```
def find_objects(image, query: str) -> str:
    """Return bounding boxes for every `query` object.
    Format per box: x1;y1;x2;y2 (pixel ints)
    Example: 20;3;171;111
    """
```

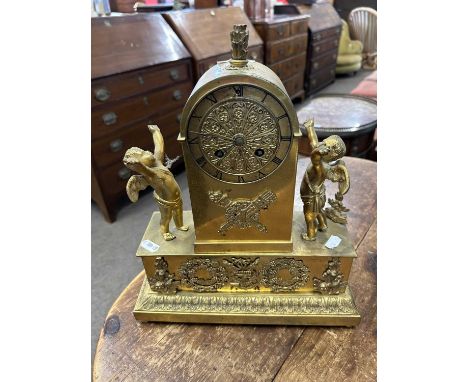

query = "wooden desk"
93;157;376;382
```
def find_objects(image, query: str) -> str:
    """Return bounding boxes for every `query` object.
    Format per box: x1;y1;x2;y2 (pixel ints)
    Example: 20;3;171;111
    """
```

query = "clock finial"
230;24;249;66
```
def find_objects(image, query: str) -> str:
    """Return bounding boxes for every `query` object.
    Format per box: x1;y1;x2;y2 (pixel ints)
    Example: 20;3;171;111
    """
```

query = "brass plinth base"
133;276;360;326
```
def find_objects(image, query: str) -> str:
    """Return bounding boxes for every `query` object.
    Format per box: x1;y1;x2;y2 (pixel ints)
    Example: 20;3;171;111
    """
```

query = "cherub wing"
326;160;350;194
126;175;149;203
148;125;165;164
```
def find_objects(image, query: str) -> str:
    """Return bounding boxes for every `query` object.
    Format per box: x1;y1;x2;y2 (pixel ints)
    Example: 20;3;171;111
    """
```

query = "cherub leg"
302;204;318;241
160;206;175;241
317;212;328;231
173;204;189;231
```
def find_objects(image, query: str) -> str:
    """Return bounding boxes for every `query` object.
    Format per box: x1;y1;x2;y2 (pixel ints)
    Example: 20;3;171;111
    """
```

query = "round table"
297;94;377;159
93;157;377;382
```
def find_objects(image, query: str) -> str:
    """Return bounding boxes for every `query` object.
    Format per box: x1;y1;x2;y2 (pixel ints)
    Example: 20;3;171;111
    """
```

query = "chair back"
348;7;377;54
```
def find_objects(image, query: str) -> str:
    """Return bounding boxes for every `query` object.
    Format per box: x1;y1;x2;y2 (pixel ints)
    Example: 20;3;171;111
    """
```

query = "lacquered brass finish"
300;119;350;241
178;25;301;253
136;211;356;294
132;211;360;325
123;125;189;241
128;25;361;327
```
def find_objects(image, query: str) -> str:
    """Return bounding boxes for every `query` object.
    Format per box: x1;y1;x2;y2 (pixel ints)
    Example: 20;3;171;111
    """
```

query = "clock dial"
187;84;293;184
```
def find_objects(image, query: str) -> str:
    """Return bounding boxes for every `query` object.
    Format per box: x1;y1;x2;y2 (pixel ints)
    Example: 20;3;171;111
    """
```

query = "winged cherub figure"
300;120;349;241
123;125;189;241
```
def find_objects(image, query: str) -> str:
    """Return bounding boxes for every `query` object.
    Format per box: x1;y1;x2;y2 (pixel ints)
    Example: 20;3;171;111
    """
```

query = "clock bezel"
179;73;301;184
186;84;293;184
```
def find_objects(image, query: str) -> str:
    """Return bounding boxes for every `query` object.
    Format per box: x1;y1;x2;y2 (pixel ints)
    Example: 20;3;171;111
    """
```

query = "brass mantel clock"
124;25;361;327
179;25;301;253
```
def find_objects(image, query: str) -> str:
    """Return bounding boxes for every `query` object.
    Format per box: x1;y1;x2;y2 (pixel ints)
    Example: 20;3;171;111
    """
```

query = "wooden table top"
93;157;377;382
297;95;377;138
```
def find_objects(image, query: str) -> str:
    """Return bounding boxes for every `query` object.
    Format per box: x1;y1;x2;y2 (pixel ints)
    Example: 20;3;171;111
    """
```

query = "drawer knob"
250;51;258;60
311;79;317;86
173;90;182;100
109;139;123;152
102;112;117;126
95;87;110;102
170;69;180;81
278;27;284;36
118;167;131;180
138;75;144;85
315;46;321;53
313;62;319;69
177;114;182;123
316;33;321;40
330;69;335;75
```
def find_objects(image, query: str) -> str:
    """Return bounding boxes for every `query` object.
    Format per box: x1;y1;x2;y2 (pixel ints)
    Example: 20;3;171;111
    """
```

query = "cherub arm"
148;125;165;165
304;119;329;166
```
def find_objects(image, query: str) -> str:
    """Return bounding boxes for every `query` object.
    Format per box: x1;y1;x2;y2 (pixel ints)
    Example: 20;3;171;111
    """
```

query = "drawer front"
270;53;306;81
266;34;307;64
91;61;191;107
312;27;341;43
92;108;182;169
308;66;336;94
267;22;290;41
92;81;192;140
290;19;308;36
311;51;338;72
283;72;305;97
98;132;183;197
313;37;339;55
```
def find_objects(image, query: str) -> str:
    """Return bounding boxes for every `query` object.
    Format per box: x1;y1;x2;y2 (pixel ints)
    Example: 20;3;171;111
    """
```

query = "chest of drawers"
275;2;341;96
92;14;193;222
298;2;341;95
253;15;309;101
163;7;264;80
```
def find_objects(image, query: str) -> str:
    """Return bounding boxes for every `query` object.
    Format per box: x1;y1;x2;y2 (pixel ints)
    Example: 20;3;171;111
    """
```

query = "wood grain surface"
93;157;377;382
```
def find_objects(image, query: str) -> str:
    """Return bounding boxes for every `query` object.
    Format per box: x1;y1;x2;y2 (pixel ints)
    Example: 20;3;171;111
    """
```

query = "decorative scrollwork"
148;257;179;294
261;258;309;292
178;258;228;292
223;257;260;290
208;189;277;234
200;99;280;175
313;257;347;295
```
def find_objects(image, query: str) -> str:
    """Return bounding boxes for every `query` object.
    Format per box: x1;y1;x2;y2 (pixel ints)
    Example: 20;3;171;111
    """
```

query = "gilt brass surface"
123;125;189;241
300;120;350;241
136;211;356;295
178;25;301;253
133;276;360;326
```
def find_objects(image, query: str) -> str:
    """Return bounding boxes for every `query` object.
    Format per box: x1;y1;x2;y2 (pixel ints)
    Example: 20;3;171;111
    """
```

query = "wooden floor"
93;157;376;382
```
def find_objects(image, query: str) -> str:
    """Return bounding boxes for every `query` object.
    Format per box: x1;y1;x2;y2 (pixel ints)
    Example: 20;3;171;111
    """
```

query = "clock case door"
179;68;301;254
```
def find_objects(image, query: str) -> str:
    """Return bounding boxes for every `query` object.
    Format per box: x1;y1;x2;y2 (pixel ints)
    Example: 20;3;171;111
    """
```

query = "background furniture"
333;0;376;20
297;94;376;159
336;19;363;74
163;7;264;80
276;1;342;96
92;14;193;222
109;0;137;13
93;156;377;382
348;7;377;70
253;14;309;101
351;70;377;99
